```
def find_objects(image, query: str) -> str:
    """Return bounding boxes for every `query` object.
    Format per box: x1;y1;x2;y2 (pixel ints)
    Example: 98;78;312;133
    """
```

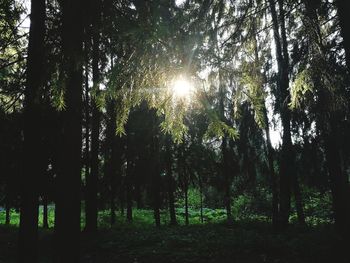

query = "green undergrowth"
0;206;346;263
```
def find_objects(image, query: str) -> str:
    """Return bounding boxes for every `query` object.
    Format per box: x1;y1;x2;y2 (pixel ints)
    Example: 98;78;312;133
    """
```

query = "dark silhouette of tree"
19;0;46;261
54;0;84;261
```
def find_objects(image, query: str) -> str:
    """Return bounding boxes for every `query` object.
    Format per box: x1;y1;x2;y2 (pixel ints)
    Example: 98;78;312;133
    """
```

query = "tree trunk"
325;118;350;235
199;182;204;224
165;135;177;226
126;125;133;222
263;108;279;228
19;0;45;261
184;183;189;226
120;187;125;216
252;14;279;227
302;0;348;230
152;111;161;227
85;0;101;234
292;171;306;225
335;0;350;71
5;200;10;225
268;0;294;229
42;195;49;229
222;136;232;222
83;27;90;223
55;0;83;261
105;97;117;226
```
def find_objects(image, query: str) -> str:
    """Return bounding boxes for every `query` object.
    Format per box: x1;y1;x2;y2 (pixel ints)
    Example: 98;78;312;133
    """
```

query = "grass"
0;207;347;263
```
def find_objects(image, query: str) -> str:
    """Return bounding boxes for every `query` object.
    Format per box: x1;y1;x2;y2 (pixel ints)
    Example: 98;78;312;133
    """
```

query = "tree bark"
325;117;350;235
268;0;295;229
5;199;10;225
222;135;232;222
105;96;117;226
54;0;83;261
42;195;49;229
335;0;350;71
218;67;232;222
126;124;133;222
152;111;161;227
262;108;279;228
199;182;204;223
184;182;189;226
83;24;90;225
19;0;45;261
85;0;101;234
165;135;177;226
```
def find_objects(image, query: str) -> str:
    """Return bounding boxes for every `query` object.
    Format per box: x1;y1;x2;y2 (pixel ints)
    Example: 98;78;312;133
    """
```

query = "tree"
268;0;296;229
54;0;84;261
85;0;102;234
335;0;350;71
19;0;46;261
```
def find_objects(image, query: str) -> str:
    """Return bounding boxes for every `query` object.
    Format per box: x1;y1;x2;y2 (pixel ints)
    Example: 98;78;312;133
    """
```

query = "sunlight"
171;77;193;98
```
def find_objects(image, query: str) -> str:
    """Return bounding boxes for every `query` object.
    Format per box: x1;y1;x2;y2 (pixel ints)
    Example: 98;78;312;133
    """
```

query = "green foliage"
290;68;314;109
204;119;239;141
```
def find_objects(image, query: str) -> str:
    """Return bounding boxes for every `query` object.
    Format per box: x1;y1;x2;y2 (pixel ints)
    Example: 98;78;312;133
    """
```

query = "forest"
0;0;350;262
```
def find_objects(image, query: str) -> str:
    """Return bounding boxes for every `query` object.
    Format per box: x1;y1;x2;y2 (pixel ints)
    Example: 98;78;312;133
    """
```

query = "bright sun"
171;77;193;98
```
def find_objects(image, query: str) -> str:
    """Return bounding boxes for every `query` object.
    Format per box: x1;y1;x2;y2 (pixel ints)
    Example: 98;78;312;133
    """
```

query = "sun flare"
171;77;193;98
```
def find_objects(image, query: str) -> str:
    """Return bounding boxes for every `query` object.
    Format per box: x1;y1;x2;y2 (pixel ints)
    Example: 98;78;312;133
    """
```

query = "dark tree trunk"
184;183;189;226
325;118;350;235
252;14;279;227
126;125;133;222
269;0;295;229
336;0;350;71
135;182;143;209
105;95;117;226
219;68;232;222
152;111;161;227
83;27;90;221
42;195;49;229
222;136;232;222
301;0;350;230
55;0;83;261
165;135;177;226
293;172;306;225
263;108;279;228
5;200;10;225
85;0;101;234
19;0;45;261
199;183;204;223
120;186;125;216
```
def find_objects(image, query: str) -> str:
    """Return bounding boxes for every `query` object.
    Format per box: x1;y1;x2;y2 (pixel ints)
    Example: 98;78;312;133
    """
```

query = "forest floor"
0;209;348;263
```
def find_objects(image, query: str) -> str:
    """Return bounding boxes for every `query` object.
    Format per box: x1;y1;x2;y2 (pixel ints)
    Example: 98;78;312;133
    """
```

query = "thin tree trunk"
222;136;232;222
108;98;117;226
85;0;101;233
5;200;10;225
135;182;143;209
293;173;305;225
199;182;204;224
42;195;49;228
263;108;279;227
55;0;83;261
83;28;90;221
120;187;125;216
184;183;189;226
152;111;161;227
19;0;45;261
335;0;350;71
165;135;177;226
126;125;133;222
